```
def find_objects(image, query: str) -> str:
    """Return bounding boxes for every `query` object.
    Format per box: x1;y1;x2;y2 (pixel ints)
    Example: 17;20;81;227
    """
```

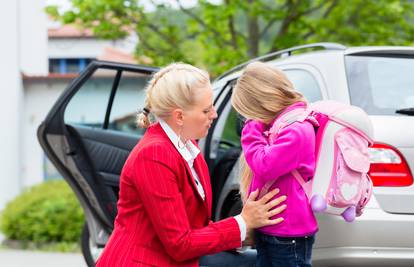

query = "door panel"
66;125;140;221
38;61;158;231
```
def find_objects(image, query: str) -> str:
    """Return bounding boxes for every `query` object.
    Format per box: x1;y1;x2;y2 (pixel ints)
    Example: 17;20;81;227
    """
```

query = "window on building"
49;58;93;74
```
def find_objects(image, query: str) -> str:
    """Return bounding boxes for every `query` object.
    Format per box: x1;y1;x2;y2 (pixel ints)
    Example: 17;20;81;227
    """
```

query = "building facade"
0;0;138;209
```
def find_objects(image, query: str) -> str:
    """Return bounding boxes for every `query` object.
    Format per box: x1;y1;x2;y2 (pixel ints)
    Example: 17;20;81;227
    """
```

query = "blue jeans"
255;231;315;267
199;249;257;267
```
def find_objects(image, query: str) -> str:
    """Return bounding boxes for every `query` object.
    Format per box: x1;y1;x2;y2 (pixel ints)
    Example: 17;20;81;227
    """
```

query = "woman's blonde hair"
231;61;306;201
136;63;210;128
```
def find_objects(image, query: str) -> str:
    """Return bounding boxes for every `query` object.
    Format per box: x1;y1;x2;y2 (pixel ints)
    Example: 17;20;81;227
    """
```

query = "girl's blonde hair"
136;63;210;128
231;61;306;201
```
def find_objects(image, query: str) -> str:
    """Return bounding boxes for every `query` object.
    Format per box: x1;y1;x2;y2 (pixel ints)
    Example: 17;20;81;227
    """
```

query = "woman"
96;63;287;267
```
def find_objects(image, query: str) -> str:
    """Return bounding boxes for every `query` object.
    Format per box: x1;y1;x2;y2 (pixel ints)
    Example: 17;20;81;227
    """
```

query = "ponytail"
136;107;151;128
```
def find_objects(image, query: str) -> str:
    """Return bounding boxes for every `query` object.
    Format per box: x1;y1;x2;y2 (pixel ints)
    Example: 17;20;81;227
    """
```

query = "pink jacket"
241;102;318;237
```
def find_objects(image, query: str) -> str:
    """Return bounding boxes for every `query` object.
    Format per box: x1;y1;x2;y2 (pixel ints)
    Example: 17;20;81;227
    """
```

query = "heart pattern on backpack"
341;183;358;201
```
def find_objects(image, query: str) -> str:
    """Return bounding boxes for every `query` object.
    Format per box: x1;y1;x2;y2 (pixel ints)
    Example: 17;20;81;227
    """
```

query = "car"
38;43;414;267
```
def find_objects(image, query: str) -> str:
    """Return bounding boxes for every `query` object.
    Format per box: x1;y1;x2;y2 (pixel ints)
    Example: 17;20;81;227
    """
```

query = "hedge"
0;180;84;244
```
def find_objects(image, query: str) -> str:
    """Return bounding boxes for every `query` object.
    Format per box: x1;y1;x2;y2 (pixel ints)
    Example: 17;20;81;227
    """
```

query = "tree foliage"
46;0;414;76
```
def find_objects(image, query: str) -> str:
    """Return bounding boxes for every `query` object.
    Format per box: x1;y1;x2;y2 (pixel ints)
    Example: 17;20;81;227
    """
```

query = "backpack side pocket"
327;128;370;207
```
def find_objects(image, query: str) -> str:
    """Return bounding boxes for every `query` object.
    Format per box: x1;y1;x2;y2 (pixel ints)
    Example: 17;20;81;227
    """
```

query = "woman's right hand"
240;188;287;229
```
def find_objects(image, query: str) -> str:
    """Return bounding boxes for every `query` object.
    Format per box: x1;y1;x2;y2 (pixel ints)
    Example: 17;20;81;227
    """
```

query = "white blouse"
159;119;205;200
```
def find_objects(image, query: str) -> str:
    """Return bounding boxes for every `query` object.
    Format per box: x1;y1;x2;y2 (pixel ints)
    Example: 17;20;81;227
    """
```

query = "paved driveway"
0;233;86;267
0;249;87;267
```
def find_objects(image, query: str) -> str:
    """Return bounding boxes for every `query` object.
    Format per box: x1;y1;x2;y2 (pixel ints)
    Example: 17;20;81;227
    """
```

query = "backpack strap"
264;107;315;139
266;108;305;134
291;169;312;199
260;107;315;200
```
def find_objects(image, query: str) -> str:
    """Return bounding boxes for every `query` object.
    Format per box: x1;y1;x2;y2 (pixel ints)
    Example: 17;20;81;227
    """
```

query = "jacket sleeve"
132;144;241;262
241;120;303;182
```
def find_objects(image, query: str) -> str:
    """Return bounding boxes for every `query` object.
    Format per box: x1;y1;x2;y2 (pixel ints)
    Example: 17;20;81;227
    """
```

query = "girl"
231;61;318;267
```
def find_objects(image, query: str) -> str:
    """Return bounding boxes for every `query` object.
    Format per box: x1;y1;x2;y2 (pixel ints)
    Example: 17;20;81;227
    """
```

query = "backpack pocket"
356;174;373;216
327;128;370;207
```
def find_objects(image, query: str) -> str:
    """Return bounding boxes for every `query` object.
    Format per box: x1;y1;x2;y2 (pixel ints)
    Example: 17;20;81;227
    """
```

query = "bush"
0;180;84;244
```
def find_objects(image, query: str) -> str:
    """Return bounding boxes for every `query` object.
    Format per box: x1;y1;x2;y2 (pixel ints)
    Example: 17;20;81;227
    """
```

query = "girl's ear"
172;108;184;127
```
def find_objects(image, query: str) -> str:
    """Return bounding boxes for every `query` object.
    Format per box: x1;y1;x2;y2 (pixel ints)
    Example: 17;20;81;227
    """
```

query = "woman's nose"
211;107;218;119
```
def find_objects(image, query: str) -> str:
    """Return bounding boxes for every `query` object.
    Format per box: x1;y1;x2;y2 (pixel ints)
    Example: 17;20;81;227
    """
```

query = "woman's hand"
240;188;286;230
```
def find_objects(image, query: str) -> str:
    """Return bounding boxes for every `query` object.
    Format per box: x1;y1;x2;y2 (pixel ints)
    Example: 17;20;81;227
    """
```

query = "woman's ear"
172;108;184;127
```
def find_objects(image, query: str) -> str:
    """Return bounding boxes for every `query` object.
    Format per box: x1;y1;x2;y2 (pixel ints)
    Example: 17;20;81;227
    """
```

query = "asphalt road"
0;249;87;267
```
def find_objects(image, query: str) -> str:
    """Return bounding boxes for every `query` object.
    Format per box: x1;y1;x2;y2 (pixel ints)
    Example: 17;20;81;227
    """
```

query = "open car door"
37;61;157;266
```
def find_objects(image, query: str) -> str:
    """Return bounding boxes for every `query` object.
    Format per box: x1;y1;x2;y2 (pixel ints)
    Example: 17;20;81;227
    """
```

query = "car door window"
220;107;242;148
64;69;150;136
284;69;323;102
64;68;116;127
108;71;149;135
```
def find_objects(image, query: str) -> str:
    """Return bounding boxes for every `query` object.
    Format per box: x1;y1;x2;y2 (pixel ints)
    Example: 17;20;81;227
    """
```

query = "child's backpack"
264;100;374;222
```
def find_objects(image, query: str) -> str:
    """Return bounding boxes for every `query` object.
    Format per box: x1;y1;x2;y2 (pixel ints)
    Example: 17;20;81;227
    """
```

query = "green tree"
46;0;414;76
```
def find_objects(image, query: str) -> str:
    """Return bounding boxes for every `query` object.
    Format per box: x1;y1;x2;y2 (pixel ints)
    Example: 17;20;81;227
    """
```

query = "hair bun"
136;110;151;128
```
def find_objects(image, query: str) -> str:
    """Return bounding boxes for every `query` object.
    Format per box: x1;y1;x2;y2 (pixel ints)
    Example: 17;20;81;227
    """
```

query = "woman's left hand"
240;188;287;230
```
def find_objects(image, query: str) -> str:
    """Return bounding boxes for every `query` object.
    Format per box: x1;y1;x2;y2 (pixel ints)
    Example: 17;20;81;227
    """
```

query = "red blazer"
96;123;241;267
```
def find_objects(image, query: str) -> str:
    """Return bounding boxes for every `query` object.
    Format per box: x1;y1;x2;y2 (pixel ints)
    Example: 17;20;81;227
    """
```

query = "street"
0;249;87;267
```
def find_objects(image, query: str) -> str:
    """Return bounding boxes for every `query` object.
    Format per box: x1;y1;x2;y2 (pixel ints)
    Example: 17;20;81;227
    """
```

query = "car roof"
345;46;414;55
214;43;414;85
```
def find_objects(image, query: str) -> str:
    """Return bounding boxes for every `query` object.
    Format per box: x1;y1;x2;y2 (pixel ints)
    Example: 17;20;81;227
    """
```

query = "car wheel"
81;222;103;267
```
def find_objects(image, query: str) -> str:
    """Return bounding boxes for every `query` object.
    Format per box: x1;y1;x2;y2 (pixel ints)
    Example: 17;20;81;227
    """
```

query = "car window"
64;69;150;135
64;68;116;127
108;71;149;135
284;69;323;102
346;55;414;115
221;107;242;148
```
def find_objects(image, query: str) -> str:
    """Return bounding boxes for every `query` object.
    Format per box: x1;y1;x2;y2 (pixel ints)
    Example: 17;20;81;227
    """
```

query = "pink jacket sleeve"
241;120;303;183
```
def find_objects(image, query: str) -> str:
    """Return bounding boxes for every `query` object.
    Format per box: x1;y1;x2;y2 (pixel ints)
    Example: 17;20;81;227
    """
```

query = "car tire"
81;222;102;267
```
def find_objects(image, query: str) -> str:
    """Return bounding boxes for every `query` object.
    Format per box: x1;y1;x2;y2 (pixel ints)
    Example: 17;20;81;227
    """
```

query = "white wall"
0;1;22;209
48;35;137;59
19;0;48;75
0;0;139;210
49;38;115;58
22;79;66;187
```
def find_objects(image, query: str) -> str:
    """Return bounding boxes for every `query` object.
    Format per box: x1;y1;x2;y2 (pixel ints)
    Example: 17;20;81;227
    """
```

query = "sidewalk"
0;249;87;267
1;232;87;267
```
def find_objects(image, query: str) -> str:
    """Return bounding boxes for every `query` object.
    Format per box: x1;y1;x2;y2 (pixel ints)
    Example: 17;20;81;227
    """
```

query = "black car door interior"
65;124;140;224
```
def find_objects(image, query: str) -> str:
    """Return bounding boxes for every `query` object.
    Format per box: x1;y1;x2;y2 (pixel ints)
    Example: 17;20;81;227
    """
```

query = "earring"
177;126;186;149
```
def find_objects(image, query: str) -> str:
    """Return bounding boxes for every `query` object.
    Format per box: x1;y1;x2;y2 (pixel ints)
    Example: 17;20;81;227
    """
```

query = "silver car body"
208;45;414;266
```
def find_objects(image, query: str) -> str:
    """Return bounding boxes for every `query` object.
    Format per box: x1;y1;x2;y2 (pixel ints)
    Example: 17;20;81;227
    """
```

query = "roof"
22;73;79;81
345;46;414;55
97;47;137;64
48;24;94;38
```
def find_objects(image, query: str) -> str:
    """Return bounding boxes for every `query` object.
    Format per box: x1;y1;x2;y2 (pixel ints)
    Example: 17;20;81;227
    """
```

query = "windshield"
345;55;414;115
